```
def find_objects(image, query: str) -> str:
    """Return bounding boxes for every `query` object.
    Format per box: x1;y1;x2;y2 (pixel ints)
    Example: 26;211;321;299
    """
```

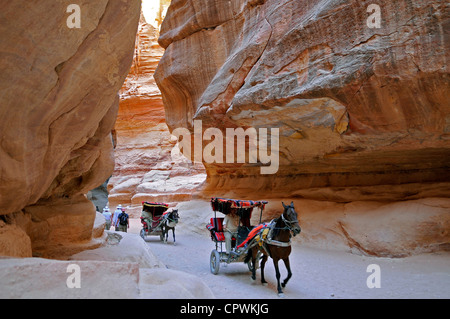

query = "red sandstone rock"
0;0;141;257
154;0;450;201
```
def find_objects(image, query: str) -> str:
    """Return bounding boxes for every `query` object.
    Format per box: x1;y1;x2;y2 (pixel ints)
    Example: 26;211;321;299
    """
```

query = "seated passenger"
223;212;239;255
141;209;153;231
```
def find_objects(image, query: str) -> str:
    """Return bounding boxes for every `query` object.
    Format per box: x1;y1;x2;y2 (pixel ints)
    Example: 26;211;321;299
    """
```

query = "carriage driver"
223;211;239;255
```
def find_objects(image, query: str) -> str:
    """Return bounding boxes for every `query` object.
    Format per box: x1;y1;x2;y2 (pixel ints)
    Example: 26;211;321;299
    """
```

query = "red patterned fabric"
236;223;268;249
142;201;169;208
206;217;225;242
213;232;225;242
210;197;267;214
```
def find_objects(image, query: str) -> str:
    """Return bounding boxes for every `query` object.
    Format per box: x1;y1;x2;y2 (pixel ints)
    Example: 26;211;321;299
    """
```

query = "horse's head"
281;201;301;236
169;209;179;223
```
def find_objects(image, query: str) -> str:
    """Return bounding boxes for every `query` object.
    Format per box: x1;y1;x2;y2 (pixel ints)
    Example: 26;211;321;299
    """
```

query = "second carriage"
140;201;178;242
206;197;268;275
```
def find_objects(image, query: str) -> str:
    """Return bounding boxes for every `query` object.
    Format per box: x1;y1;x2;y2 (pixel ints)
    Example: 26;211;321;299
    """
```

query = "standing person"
112;204;122;231
223;212;239;255
117;207;129;232
102;206;112;230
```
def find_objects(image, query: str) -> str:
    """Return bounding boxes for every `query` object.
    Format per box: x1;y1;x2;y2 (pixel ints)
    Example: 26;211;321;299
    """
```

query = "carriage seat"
140;217;148;231
206;217;225;242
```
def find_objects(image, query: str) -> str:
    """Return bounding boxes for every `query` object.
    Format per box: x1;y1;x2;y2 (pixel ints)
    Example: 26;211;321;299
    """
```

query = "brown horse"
245;201;301;296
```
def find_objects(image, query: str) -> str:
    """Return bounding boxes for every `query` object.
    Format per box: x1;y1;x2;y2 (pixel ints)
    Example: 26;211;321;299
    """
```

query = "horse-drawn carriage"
206;197;302;296
140;201;179;244
206;197;268;275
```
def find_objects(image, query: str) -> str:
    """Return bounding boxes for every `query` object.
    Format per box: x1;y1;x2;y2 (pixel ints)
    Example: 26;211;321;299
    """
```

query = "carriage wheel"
210;250;220;275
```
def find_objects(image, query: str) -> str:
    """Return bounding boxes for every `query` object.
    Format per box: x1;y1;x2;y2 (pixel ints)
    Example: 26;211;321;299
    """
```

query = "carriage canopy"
210;197;267;221
142;201;169;217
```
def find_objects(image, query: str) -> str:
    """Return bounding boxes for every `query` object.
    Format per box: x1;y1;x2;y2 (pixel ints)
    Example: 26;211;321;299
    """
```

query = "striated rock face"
108;13;205;217
0;0;141;257
154;0;450;201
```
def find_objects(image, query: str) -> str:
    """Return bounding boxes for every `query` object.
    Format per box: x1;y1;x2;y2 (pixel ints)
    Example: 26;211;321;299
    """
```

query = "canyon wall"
0;0;141;258
154;0;450;256
108;12;206;218
154;0;450;201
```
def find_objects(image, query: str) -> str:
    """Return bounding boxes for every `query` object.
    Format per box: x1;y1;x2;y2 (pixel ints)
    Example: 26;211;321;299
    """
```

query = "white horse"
161;209;179;245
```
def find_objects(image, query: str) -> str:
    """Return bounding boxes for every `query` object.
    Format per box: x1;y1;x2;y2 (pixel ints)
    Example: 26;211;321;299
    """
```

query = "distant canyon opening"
103;0;207;219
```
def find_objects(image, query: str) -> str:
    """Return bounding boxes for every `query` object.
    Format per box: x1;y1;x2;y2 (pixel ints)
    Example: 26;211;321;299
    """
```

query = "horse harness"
264;219;292;247
148;211;178;230
164;212;179;228
254;209;298;258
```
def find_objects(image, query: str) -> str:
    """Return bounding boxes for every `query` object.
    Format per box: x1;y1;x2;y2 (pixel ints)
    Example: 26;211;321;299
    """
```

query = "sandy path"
129;218;450;299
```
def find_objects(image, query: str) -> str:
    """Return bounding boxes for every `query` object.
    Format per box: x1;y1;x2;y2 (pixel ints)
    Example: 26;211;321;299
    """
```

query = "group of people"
98;204;129;232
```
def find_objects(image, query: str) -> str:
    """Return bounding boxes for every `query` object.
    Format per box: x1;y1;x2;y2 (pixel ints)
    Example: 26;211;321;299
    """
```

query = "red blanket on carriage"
236;223;269;250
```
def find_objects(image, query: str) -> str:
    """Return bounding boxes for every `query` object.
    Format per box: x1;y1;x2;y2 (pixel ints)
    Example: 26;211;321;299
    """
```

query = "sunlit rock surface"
154;0;450;201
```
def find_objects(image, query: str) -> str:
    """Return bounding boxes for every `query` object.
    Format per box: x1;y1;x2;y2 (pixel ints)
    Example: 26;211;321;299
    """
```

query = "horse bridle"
167;210;179;223
264;205;299;248
280;205;300;234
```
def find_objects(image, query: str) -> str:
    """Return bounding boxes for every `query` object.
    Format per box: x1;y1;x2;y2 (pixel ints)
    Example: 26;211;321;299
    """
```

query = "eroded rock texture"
154;0;450;201
0;0;141;257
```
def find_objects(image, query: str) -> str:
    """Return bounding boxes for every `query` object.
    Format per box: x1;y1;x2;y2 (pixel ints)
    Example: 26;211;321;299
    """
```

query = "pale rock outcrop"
71;231;164;269
0;258;141;299
0;232;214;299
139;268;215;298
0;0;141;257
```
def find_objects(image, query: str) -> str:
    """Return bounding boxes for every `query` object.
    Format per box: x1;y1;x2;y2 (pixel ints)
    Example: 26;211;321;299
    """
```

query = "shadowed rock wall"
0;0;141;257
